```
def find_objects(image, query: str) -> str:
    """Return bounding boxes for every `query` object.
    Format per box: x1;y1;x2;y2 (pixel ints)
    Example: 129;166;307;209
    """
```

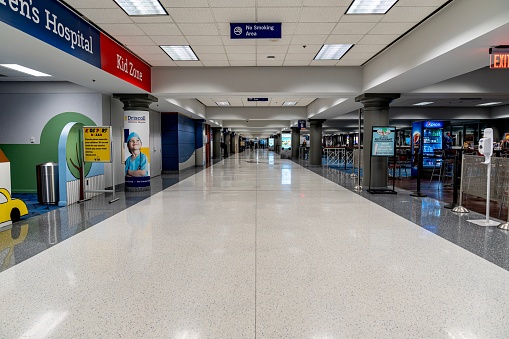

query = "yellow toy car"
0;188;28;223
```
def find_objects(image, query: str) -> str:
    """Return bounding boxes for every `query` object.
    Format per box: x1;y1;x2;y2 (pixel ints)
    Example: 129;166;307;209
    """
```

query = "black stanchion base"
444;203;457;209
410;191;427;197
367;189;397;195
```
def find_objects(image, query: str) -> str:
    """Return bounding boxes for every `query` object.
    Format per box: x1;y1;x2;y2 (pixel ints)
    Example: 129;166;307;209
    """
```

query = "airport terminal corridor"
1;150;509;337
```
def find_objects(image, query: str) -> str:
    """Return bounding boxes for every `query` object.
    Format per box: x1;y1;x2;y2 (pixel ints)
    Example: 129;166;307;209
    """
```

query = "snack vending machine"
411;121;444;176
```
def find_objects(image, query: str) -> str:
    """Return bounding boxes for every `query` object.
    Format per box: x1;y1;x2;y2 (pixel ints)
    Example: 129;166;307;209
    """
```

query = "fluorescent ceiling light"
216;101;230;106
114;0;167;16
0;64;51;77
314;44;353;60
160;46;199;61
476;102;502;106
283;102;297;106
346;0;398;14
413;102;434;106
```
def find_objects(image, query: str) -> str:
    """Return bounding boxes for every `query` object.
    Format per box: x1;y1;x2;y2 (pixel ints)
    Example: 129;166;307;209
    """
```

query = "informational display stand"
367;126;397;195
468;128;499;226
81;126;118;204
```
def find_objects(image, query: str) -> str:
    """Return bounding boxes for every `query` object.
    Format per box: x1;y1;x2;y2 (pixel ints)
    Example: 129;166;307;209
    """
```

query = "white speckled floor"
1;150;509;338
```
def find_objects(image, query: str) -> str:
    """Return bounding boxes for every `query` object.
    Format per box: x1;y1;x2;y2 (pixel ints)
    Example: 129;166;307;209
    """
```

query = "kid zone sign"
490;47;509;69
0;0;150;91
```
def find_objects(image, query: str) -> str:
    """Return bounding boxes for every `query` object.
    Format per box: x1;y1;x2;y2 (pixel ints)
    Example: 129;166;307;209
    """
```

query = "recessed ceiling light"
476;102;502;106
160;46;199;61
413;102;434;106
216;101;230;106
0;64;51;77
283;102;297;106
346;0;398;14
114;0;167;16
314;44;353;60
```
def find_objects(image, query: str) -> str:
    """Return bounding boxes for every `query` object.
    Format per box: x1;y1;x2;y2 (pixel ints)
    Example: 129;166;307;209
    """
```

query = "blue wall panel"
161;113;201;170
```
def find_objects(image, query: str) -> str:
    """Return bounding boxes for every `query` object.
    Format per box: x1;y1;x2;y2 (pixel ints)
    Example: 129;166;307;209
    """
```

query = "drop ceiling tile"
285;53;315;61
116;35;156;46
178;23;220;36
227;54;256;61
221;36;257;46
340;52;376;61
229;60;256;66
212;8;256;23
256;101;270;106
98;23;145;35
130;16;174;23
197;98;217;105
290;35;328;45
169;8;215;23
64;0;118;8
357;34;399;45
174;61;204;66
161;0;209;7
228;98;244;104
381;6;437;23
325;35;364;44
339;14;383;23
299;7;344;23
349;44;385;53
244;101;257;106
192;45;226;54
397;0;449;6
151;35;188;45
209;0;255;7
257;36;293;45
258;0;303;6
369;22;416;35
199;54;229;61
332;22;377;35
187;35;224;45
294;23;336;35
202;60;231;66
257;54;286;60
128;45;164;55
287;44;321;54
257;7;302;23
298;98;316;105
303;0;351;6
137;23;181;35
257;45;289;54
225;45;256;54
310;60;338;66
149;60;178;66
79;8;132;24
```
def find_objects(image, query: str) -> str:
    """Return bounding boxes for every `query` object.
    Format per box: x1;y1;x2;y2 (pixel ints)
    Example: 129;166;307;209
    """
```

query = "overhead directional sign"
230;23;282;39
247;98;268;101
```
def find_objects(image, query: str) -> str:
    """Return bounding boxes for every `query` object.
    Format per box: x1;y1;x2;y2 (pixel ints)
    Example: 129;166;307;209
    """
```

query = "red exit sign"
490;46;509;68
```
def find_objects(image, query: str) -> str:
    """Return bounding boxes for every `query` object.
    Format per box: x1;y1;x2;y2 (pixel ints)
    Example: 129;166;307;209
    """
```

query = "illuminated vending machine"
411;121;444;176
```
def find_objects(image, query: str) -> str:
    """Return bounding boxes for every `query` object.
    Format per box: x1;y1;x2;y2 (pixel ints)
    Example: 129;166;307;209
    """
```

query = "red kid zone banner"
100;33;151;92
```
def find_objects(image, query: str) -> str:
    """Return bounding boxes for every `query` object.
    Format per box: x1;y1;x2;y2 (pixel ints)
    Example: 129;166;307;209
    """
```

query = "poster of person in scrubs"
125;132;148;177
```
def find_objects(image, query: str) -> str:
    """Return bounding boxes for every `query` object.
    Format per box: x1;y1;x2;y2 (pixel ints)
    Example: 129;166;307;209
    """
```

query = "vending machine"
411;121;444;176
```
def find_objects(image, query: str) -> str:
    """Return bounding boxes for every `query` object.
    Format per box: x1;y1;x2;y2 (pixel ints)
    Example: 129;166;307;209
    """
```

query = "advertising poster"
371;126;396;157
268;138;274;147
124;111;150;188
281;133;291;150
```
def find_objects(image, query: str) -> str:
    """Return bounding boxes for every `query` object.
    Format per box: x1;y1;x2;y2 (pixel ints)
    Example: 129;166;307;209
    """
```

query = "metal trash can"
36;162;59;204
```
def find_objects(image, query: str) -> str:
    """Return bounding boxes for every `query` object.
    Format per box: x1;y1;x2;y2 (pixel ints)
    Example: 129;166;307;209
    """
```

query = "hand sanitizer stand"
468;128;500;227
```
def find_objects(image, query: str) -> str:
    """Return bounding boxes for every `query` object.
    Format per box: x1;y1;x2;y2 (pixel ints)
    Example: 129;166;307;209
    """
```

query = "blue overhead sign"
247;98;268;102
298;120;306;129
230;23;282;39
0;0;101;67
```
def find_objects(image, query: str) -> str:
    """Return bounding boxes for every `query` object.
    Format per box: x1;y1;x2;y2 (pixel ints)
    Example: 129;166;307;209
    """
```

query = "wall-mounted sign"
371;126;396;157
247;98;268;101
490;46;509;69
424;121;444;128
83;126;111;163
230;23;282;39
298;120;306;129
0;0;151;92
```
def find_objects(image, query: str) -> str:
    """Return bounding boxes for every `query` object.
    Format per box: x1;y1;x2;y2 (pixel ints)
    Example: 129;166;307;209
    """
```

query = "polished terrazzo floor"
1;150;509;337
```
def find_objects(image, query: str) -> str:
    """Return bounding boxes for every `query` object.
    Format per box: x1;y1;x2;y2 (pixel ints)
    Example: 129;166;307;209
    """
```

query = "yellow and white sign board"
83;126;112;163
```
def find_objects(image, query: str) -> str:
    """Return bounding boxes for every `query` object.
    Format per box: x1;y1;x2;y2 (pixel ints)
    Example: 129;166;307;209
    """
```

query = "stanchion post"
452;152;469;213
445;150;459;209
410;151;427;197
